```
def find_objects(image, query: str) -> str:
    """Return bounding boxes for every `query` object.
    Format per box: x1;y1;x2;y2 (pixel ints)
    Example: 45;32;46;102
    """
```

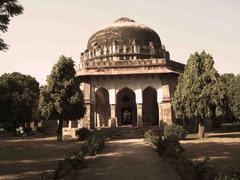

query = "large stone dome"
80;17;170;66
87;17;162;50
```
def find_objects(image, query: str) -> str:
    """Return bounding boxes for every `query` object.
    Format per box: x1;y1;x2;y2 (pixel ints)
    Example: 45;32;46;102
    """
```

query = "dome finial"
114;17;135;23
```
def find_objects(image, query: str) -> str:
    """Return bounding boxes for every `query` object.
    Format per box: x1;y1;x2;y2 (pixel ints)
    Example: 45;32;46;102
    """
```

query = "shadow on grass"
182;141;240;175
0;136;82;179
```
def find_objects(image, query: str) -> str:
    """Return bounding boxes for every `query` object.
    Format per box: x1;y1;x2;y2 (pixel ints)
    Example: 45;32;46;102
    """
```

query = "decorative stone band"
79;59;184;72
80;43;168;63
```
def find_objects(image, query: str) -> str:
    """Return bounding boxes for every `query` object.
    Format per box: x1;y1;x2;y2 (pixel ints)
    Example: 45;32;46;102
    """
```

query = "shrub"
166;155;197;180
144;128;185;157
164;124;187;141
2;123;14;133
24;127;32;135
86;130;105;156
157;138;184;158
81;143;90;156
75;128;91;141
194;157;217;180
215;173;240;180
144;130;159;148
53;151;86;179
36;126;44;132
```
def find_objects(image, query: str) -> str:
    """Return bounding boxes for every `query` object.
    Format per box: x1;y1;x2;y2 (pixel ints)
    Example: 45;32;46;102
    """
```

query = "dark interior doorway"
116;88;137;126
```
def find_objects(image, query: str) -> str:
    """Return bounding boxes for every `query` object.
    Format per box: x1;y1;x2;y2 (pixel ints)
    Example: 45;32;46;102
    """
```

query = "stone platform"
99;126;163;138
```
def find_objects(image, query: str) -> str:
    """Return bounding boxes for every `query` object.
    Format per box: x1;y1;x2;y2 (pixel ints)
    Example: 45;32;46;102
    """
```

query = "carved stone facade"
77;17;184;129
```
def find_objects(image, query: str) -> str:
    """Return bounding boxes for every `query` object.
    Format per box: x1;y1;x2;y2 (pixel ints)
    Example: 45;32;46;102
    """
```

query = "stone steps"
100;126;163;138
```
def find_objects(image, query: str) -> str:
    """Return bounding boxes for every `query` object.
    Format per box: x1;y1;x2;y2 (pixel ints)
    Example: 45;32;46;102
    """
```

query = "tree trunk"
57;119;63;141
198;120;205;139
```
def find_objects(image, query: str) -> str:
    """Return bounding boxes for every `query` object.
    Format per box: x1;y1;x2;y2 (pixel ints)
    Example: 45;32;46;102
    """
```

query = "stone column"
109;88;116;127
161;101;172;125
158;103;164;127
110;104;116;127
160;77;172;125
89;83;96;129
137;104;143;127
135;88;143;127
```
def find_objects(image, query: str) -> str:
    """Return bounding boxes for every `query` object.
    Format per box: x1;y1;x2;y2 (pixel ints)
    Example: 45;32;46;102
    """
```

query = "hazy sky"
0;0;239;85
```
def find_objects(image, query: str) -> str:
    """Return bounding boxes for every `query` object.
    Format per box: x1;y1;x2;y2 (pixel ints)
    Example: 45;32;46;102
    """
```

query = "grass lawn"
0;134;82;180
181;130;240;176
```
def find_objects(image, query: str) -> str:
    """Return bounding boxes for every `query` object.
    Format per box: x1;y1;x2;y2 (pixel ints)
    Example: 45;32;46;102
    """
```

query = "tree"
220;73;236;123
0;0;24;51
172;51;223;138
228;75;240;122
220;74;240;123
39;55;85;141
0;72;39;132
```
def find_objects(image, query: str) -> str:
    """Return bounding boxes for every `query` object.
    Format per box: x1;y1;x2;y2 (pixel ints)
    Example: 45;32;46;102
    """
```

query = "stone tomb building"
77;17;184;129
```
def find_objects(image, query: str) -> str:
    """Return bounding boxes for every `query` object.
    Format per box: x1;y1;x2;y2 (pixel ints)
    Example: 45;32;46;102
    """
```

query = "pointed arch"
116;87;137;126
95;87;110;127
143;86;159;126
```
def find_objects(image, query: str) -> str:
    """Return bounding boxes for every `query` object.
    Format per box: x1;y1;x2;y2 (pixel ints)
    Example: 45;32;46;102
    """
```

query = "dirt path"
73;139;181;180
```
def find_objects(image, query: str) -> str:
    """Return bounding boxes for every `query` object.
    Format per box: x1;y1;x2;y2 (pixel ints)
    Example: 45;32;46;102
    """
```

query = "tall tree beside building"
220;73;236;123
0;72;39;132
39;55;85;141
231;75;240;121
172;51;223;138
0;0;24;51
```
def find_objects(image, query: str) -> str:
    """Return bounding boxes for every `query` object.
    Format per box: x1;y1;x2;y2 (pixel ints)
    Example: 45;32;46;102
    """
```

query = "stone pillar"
89;83;96;129
83;103;91;129
109;88;116;127
135;88;143;127
96;113;100;128
80;83;91;129
161;77;172;125
109;104;116;127
158;103;163;127
137;104;143;127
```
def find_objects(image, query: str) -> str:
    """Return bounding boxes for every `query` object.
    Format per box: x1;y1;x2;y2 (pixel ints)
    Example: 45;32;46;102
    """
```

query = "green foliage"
0;0;24;51
173;51;222;120
85;130;106;156
38;55;85;141
144;126;218;180
75;127;91;141
156;138;184;158
24;127;32;135
194;158;217;180
53;151;86;179
214;167;240;180
0;72;39;131
168;156;217;180
164;124;187;141
220;74;240;123
144;126;186;157
36;126;44;133
220;74;236;123
144;130;159;148
228;75;240;121
1;122;15;132
173;51;224;137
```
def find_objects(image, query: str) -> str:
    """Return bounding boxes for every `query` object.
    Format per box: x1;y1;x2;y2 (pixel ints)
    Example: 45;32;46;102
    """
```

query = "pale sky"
0;0;239;85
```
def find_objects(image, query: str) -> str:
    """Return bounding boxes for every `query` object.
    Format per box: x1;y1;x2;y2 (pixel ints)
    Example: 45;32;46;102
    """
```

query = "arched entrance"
116;88;137;126
143;86;159;126
95;87;110;127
